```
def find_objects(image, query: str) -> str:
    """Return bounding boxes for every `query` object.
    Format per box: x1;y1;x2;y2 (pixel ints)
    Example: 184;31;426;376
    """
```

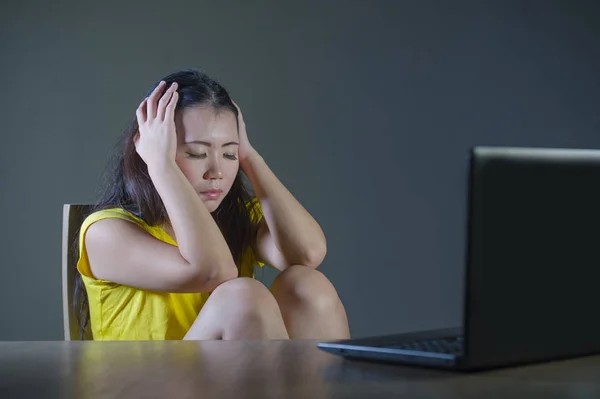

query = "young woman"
74;69;350;340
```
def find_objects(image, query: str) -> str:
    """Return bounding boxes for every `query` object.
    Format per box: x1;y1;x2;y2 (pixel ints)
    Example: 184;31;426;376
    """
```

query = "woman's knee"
271;265;342;312
209;278;288;339
212;277;274;305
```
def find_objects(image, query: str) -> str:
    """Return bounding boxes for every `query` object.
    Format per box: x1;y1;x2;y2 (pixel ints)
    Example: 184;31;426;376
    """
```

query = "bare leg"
184;278;289;340
270;265;350;340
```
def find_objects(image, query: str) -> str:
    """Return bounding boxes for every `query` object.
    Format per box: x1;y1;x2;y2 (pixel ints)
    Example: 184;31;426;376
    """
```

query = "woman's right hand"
135;81;179;168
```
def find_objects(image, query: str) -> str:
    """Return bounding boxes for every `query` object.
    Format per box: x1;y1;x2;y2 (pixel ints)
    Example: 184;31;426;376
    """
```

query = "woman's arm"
148;159;238;282
234;103;327;270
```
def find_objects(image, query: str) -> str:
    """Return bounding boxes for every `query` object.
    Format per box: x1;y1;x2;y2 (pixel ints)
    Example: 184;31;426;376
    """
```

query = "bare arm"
85;81;237;292
245;153;327;270
233;103;326;270
148;160;238;283
85;217;236;293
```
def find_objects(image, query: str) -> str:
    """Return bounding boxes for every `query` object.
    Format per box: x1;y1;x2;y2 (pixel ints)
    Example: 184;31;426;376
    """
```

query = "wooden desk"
1;340;600;398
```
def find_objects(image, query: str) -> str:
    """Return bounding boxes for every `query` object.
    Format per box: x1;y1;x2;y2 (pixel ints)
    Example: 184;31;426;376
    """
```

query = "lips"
199;189;223;199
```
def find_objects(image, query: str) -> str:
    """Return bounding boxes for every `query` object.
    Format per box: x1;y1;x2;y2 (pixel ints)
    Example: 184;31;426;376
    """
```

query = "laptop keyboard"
381;336;464;355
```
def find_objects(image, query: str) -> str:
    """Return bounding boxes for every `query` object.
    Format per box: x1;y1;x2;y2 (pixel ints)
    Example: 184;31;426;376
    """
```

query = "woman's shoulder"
82;207;148;231
81;207;175;249
77;207;165;280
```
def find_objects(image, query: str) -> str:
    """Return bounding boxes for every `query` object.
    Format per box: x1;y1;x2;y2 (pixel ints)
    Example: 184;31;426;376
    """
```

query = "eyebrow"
184;140;239;147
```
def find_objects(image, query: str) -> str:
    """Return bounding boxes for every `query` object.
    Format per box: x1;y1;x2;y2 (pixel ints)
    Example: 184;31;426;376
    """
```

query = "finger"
165;90;179;121
232;100;244;122
136;98;148;125
158;83;178;120
147;81;167;120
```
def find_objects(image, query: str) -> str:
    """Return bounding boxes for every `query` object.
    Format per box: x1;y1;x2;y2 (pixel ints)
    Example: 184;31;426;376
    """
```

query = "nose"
203;155;223;180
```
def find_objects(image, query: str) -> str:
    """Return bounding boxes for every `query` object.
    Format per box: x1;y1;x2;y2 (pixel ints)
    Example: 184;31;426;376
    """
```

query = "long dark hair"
74;69;257;338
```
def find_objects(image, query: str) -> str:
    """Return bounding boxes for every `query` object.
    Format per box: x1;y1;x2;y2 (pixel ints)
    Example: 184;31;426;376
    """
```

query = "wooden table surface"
1;340;600;398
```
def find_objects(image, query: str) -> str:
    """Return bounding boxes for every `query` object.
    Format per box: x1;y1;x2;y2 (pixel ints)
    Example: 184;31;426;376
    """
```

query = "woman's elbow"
194;261;239;291
302;242;327;269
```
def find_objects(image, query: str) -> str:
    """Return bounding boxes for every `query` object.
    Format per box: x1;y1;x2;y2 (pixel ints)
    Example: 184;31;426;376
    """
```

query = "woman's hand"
135;81;179;169
232;101;258;167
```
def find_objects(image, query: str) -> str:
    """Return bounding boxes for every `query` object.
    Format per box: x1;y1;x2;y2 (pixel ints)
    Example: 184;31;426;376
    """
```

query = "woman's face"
174;106;239;212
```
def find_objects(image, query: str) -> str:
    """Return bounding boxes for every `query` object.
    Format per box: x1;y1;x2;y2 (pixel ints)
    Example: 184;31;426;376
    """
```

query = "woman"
74;69;350;340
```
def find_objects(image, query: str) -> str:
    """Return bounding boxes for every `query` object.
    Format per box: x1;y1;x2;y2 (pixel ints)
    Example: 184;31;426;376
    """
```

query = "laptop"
318;146;600;371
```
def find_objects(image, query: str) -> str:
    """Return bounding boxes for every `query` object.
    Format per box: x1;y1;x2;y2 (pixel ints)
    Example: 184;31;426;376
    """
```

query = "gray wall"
1;0;599;340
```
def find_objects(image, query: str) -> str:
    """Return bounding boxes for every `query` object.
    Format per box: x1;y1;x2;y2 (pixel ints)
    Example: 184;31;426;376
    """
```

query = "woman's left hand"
232;101;258;166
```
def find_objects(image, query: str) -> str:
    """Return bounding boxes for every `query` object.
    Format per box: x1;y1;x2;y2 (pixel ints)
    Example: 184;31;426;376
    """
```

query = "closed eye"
224;153;238;160
186;152;207;159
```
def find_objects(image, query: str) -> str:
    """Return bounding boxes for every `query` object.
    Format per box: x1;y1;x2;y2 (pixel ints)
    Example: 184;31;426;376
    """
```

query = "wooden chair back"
62;204;94;340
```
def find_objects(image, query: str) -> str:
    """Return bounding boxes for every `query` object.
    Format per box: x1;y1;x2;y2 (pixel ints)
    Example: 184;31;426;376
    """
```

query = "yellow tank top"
76;205;264;340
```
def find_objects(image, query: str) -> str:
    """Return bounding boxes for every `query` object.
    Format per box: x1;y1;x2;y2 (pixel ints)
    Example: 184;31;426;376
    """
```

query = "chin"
201;199;222;213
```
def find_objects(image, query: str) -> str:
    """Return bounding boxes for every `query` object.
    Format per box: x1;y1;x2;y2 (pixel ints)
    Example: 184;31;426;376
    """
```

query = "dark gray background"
1;0;599;340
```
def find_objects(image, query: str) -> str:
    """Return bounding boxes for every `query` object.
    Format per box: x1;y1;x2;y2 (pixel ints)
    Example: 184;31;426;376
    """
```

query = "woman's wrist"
147;158;179;178
240;149;263;172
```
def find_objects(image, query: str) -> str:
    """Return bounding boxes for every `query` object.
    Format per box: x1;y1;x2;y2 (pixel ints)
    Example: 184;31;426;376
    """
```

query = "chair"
62;204;94;340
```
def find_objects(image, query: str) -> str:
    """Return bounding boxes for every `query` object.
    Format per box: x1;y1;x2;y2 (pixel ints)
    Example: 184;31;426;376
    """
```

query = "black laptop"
318;146;600;371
